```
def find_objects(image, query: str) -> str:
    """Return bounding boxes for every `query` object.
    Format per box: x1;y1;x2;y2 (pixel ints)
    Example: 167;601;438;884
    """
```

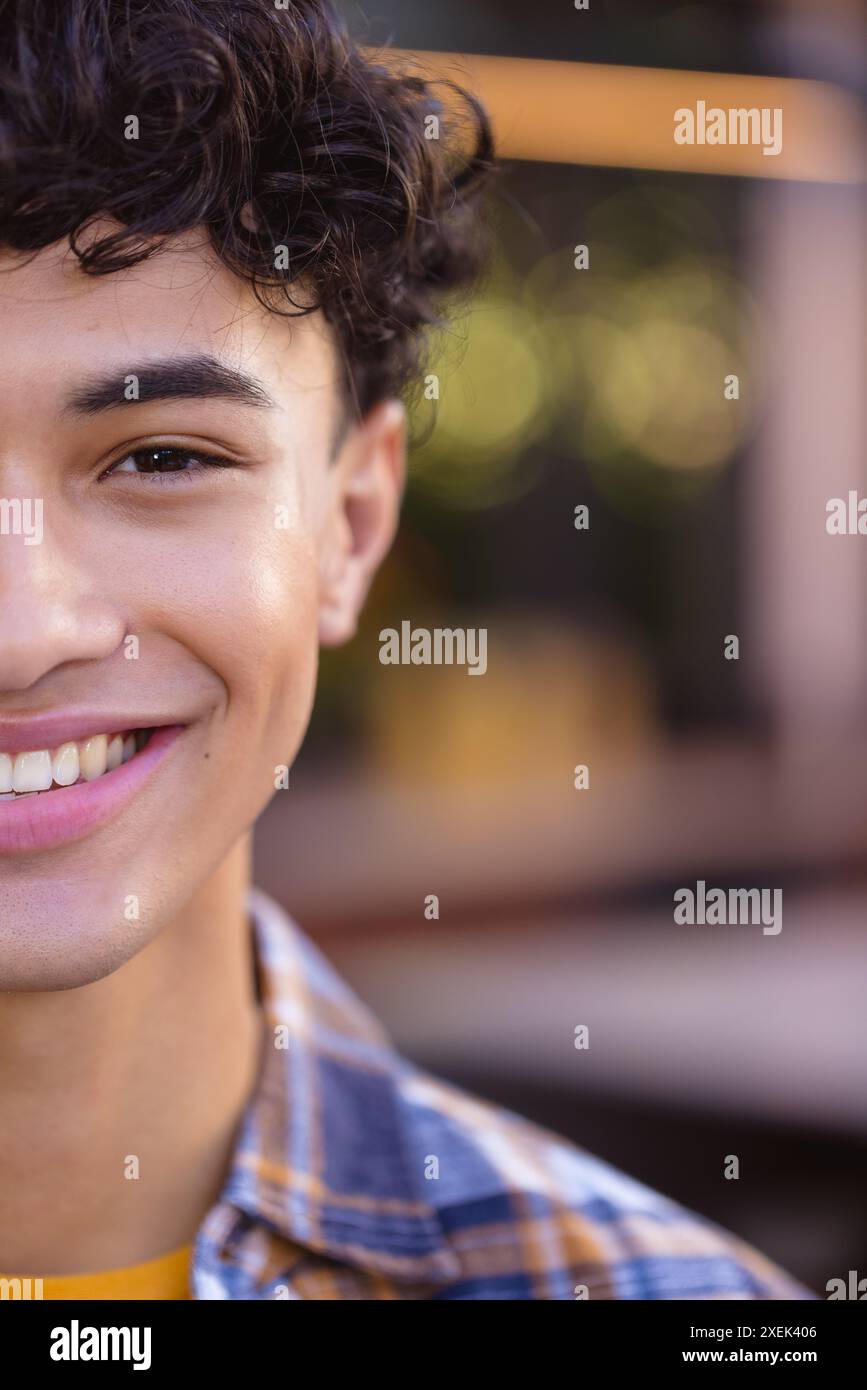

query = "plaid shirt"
190;888;815;1301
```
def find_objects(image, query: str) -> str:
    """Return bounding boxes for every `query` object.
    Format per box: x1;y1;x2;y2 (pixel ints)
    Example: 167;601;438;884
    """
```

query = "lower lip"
0;726;186;856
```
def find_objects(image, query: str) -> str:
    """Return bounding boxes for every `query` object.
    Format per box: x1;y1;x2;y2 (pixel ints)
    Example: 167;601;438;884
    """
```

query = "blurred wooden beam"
379;49;867;183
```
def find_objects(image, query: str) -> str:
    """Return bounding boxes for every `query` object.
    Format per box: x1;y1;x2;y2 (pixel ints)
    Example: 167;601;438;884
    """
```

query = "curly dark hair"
0;0;493;418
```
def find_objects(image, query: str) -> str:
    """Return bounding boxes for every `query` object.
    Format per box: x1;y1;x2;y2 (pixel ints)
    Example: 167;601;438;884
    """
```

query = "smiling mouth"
0;729;156;799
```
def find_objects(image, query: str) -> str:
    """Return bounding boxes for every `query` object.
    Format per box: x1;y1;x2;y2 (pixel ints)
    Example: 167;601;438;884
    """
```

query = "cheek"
164;518;321;762
225;533;321;736
92;491;324;815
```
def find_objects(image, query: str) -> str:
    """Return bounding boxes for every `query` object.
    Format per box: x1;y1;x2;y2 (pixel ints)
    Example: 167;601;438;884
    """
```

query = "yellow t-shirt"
1;1244;193;1300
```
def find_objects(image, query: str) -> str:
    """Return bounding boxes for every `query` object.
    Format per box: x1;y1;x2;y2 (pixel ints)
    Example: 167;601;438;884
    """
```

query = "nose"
0;522;126;694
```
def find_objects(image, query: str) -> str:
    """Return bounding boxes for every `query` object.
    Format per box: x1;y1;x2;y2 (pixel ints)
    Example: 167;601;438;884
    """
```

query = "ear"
318;399;406;647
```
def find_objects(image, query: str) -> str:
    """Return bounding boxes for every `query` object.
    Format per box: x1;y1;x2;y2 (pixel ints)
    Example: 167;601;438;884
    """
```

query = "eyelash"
101;446;237;484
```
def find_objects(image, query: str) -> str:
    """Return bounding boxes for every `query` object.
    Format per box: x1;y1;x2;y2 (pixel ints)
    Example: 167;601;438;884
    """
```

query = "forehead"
0;229;337;401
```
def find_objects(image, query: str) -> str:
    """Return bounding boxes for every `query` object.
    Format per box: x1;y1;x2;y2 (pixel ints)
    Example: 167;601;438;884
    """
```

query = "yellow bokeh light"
409;297;551;507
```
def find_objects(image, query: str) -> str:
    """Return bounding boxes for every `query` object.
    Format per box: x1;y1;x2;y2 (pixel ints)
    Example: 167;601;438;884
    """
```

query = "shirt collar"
210;888;461;1287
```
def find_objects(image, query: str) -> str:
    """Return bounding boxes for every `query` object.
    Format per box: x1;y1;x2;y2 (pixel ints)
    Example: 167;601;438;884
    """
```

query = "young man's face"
0;229;404;990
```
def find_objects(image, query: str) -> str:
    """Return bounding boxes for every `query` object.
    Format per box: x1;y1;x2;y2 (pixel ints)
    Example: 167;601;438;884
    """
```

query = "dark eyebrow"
63;354;277;415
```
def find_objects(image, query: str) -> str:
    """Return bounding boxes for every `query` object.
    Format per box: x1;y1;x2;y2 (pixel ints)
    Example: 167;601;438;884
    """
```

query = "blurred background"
254;0;867;1293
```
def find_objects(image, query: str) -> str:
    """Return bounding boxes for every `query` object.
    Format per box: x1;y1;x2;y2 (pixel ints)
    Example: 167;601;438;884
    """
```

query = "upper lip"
0;712;183;755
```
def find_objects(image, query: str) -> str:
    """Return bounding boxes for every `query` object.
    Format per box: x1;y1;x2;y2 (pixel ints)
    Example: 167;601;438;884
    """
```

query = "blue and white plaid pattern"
190;889;815;1301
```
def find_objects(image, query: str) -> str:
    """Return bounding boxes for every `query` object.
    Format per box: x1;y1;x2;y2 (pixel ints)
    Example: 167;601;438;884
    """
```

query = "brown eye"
103;446;236;482
112;448;203;474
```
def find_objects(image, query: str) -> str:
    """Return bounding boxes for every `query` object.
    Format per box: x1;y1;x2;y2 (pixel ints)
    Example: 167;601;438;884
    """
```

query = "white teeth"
0;729;147;799
52;742;80;787
13;749;53;793
79;734;108;782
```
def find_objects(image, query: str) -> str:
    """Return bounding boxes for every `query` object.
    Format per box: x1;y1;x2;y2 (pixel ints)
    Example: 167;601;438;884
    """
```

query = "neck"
0;836;262;1275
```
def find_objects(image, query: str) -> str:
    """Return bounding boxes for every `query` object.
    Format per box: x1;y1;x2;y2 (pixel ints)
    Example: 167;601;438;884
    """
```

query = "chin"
0;873;163;992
